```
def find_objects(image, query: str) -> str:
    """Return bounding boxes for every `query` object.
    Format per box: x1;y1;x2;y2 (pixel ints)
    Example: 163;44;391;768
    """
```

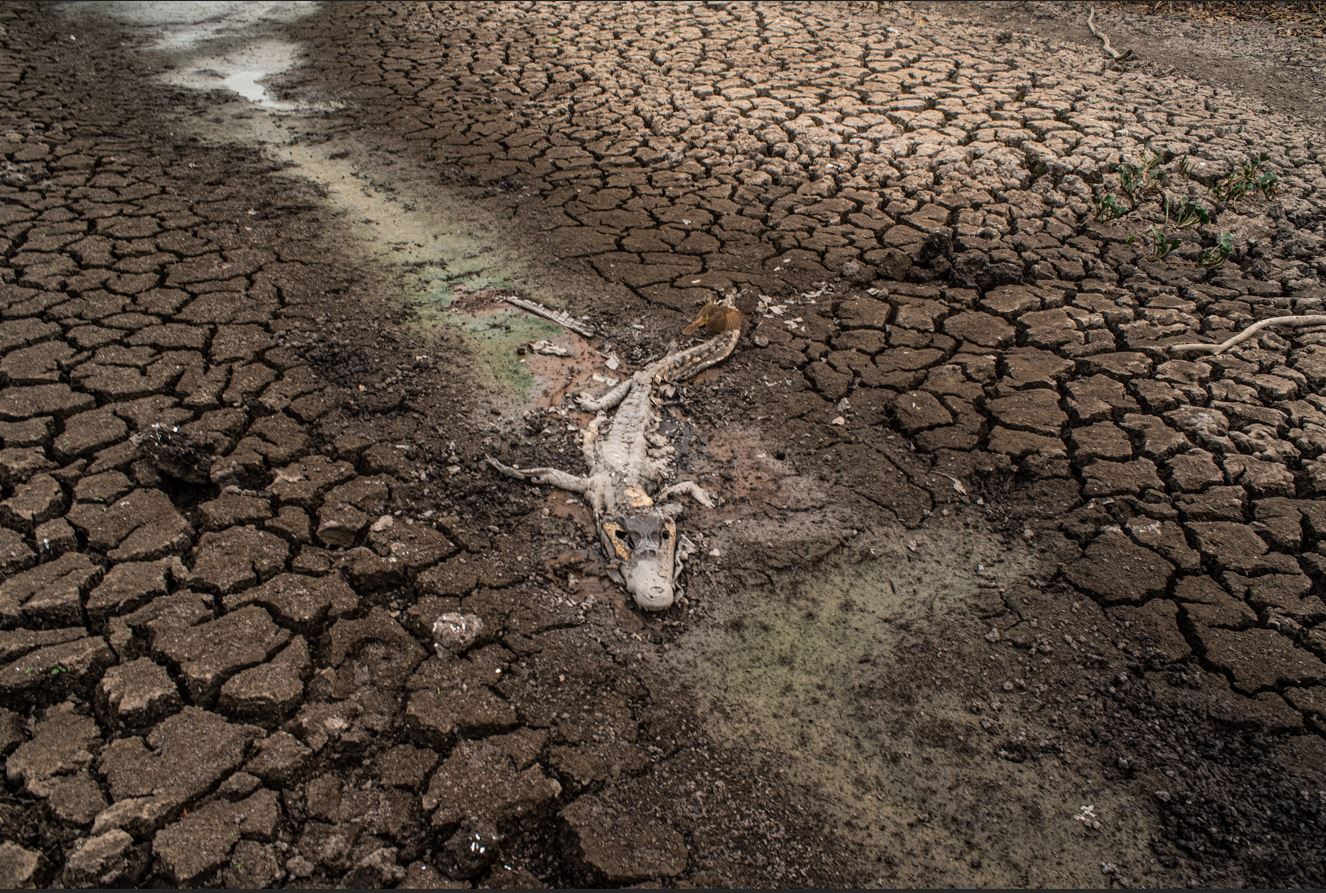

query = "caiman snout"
624;557;675;611
630;581;674;611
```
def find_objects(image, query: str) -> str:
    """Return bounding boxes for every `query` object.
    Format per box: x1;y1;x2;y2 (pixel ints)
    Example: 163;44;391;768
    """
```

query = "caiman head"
599;508;681;611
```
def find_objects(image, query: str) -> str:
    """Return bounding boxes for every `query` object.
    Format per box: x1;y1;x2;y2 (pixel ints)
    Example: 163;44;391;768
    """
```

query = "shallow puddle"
161;39;322;111
247;127;582;403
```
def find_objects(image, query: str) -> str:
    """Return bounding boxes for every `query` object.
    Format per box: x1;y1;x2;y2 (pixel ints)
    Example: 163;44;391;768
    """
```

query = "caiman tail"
656;302;744;384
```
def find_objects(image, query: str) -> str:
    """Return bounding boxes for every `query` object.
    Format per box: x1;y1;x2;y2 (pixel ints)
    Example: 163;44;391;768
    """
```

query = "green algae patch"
411;269;562;399
668;519;1155;886
263;142;569;405
678;521;1031;795
158;78;584;410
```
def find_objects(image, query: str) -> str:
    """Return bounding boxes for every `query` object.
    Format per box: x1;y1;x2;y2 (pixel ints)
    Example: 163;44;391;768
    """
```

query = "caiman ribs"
488;302;742;611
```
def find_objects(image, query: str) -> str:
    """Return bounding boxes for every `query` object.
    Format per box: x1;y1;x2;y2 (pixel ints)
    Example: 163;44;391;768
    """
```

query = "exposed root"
1170;314;1326;356
1087;6;1134;66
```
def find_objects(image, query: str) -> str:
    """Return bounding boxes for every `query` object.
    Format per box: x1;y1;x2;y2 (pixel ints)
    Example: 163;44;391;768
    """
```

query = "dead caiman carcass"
488;302;742;611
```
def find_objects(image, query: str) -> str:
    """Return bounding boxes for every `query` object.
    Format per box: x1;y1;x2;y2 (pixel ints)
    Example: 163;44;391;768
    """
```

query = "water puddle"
248;125;595;404
69;0;603;413
161;39;325;111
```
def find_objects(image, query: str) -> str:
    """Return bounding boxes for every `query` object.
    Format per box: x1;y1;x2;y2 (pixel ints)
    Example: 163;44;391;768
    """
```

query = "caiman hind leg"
486;456;591;495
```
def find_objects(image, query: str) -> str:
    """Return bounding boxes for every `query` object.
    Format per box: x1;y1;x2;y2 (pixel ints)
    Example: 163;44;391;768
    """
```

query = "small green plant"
1150;226;1180;259
1212;153;1275;204
1213;174;1251;203
49;665;67;677
1095;192;1127;221
1095;150;1263;272
1198;232;1235;268
1164;195;1210;229
1117;161;1141;202
1117;150;1166;205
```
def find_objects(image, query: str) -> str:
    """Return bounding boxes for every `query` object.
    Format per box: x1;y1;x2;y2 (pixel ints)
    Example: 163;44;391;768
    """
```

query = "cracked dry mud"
2;0;1326;888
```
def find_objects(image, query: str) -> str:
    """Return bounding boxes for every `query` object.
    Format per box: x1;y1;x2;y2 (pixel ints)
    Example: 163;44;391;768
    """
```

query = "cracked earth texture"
2;0;1326;888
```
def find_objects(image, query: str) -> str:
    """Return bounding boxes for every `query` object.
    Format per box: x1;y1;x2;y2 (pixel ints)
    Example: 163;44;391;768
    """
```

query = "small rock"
432;612;483;656
0;840;40;888
97;658;181;728
63;829;141;887
346;846;405;887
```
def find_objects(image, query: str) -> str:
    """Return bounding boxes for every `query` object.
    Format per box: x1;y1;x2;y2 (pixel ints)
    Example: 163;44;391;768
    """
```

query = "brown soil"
2;1;1325;888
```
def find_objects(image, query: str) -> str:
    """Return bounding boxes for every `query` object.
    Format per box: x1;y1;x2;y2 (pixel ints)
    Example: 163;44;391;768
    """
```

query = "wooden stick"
501;295;597;338
1170;314;1326;356
1087;7;1133;65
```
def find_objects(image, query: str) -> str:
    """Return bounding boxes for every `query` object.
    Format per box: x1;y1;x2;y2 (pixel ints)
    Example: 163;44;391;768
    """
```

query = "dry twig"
1170;315;1326;356
1087;6;1134;65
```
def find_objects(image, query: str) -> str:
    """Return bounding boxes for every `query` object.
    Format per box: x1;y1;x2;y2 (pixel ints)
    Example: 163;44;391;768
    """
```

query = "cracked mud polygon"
2;1;1325;889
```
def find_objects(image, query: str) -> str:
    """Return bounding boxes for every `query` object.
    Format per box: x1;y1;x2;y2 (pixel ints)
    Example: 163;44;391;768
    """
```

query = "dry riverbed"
1;1;1325;887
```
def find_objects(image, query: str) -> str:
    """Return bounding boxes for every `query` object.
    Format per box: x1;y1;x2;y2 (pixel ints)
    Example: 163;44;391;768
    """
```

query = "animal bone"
501;294;597;338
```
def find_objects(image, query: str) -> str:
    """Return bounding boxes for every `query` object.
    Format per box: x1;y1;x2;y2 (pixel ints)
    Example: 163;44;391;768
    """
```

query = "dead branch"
1087;7;1134;65
1170;314;1326;356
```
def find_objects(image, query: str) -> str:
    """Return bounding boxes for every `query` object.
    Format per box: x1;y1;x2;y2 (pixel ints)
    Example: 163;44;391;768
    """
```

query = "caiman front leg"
581;414;603;464
657;480;717;508
486;456;591;495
